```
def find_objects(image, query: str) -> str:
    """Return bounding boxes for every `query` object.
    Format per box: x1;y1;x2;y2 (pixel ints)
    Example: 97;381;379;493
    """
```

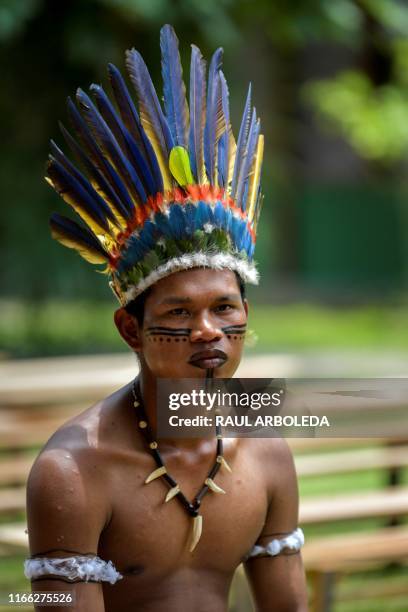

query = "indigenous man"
25;25;308;612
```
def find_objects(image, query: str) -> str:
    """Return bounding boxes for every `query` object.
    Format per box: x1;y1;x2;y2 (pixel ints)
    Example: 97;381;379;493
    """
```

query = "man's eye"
215;304;233;312
169;308;189;315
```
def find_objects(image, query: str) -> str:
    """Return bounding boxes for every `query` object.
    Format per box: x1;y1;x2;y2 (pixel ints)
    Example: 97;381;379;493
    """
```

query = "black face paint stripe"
145;327;192;337
222;325;247;334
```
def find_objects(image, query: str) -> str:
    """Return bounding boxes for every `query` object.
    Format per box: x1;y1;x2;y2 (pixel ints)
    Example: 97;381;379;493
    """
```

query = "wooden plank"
295;445;408;477
0;456;34;485
303;525;408;572
300;487;408;524
0;522;28;550
0;487;26;514
287;438;389;453
0;419;70;449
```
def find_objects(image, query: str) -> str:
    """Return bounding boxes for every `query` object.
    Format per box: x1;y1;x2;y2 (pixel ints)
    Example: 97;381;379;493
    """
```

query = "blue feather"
243;229;253;256
217;131;228;188
153;211;173;237
195;200;213;229
217;71;230;188
235;109;259;209
241;179;249;213
108;63;163;193
213;201;226;229
49;140;119;228
184;202;196;234
50;213;109;263
76;88;147;205
229;216;243;250
160;24;189;148
138;219;157;250
118;234;147;270
204;48;223;184
65;99;134;220
126;48;174;154
231;84;251;199
189;45;206;184
49;212;109;260
169;204;186;239
47;157;111;233
90;83;156;196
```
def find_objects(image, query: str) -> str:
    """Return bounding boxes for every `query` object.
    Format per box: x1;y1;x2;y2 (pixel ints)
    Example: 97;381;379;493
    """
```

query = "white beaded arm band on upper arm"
24;555;123;584
245;527;305;560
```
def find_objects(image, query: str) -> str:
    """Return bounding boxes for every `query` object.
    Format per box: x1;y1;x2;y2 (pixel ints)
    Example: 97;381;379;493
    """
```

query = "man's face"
136;268;248;379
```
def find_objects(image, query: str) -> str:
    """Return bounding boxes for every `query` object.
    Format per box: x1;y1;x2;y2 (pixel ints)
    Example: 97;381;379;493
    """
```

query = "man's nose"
190;313;223;343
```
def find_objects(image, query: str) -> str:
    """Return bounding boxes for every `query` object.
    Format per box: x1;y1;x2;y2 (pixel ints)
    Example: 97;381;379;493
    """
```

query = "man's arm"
26;447;111;612
244;438;308;612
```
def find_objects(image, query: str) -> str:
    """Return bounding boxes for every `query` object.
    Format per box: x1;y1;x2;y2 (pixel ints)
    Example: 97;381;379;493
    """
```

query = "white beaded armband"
246;527;305;560
24;555;123;584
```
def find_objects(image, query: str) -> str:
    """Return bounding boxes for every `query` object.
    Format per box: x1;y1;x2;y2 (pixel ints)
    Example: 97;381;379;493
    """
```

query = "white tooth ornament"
205;478;226;494
216;455;232;473
145;466;167;484
189;515;203;552
165;485;180;503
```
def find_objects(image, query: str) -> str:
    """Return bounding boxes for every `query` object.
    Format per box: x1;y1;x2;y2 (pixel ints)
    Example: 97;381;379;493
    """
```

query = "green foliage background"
1;0;408;355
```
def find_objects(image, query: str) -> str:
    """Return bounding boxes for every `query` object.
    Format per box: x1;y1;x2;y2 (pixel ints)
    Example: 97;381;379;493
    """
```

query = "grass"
1;299;408;358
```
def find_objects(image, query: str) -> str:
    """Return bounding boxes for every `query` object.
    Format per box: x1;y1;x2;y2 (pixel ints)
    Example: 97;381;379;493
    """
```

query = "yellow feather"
50;228;108;265
139;112;173;191
247;135;264;223
45;176;113;240
89;180;127;230
169;146;194;186
227;127;236;190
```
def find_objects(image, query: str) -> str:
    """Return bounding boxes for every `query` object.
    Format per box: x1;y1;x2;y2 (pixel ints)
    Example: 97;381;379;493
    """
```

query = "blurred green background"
1;0;408;357
1;3;408;610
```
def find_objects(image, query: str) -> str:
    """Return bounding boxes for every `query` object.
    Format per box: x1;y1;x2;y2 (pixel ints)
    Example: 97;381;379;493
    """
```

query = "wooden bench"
294;444;408;477
300;486;408;524
303;525;408;612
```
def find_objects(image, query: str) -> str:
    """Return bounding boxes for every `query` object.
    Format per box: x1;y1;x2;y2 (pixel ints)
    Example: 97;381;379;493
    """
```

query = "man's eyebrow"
159;294;241;305
214;294;241;303
160;296;193;305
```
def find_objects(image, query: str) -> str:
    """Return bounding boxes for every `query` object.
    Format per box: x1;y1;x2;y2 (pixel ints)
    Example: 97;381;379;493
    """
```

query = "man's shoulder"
28;383;134;494
39;382;134;455
244;436;297;499
246;435;295;466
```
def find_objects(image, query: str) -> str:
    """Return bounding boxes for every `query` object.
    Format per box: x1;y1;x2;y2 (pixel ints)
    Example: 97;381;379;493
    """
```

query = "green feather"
169;146;194;186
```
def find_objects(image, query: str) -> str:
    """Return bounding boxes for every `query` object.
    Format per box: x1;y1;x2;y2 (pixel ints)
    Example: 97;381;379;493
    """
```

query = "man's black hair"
125;270;246;326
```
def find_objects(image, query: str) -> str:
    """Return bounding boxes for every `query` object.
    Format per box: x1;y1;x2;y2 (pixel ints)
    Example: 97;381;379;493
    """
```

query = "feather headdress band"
47;24;264;305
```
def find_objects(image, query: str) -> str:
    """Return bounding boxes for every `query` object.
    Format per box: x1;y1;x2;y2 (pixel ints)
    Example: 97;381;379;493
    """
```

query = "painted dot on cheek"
167;338;171;342
227;335;231;339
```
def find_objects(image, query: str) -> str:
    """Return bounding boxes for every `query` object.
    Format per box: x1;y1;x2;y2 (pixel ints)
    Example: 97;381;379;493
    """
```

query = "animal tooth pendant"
216;455;232;473
205;478;226;494
165;485;180;503
145;466;167;484
189;515;203;552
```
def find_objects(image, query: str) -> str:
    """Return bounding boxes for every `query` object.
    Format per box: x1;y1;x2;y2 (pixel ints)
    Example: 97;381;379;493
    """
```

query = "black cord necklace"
131;376;232;552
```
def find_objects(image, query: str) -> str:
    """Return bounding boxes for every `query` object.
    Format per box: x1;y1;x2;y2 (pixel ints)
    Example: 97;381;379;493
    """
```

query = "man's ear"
114;308;142;351
243;298;249;319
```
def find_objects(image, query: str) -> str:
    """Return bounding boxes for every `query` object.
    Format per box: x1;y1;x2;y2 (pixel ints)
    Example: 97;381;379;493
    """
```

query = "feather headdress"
47;24;264;305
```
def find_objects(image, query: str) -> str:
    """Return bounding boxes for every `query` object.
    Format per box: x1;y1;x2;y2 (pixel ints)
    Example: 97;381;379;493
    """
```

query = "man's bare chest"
97;446;268;576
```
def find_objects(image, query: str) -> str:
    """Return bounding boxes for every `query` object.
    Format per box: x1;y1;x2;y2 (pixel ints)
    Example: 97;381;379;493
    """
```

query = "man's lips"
188;349;228;369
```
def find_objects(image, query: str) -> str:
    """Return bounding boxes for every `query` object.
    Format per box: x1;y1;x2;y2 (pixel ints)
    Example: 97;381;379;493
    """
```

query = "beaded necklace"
131;377;231;552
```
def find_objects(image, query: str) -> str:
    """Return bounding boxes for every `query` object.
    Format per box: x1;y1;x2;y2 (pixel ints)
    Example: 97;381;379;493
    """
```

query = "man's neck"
137;368;221;452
